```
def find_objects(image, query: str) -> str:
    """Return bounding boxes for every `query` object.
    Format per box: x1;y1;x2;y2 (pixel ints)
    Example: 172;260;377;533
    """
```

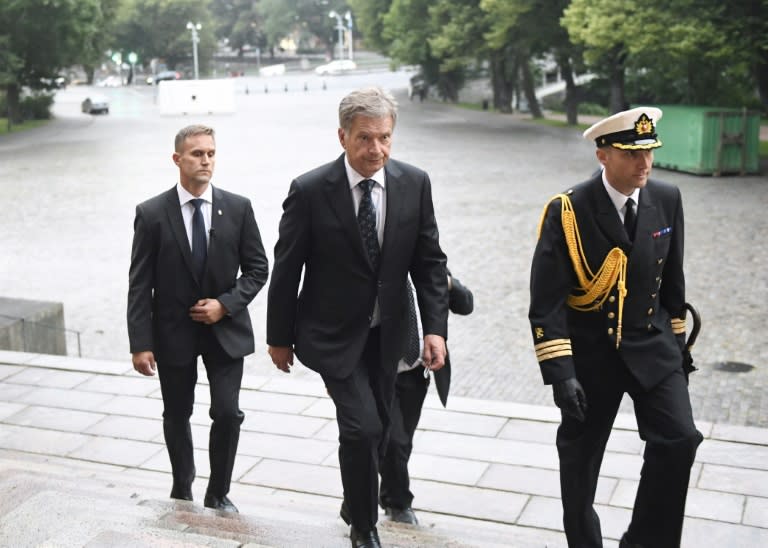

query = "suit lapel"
628;186;658;265
207;186;225;276
164;188;199;283
589;176;631;248
381;162;405;267
324;155;371;268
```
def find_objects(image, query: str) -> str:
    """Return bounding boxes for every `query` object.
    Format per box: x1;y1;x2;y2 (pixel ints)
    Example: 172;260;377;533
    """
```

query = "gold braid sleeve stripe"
535;339;572;361
671;318;686;334
537;194;628;349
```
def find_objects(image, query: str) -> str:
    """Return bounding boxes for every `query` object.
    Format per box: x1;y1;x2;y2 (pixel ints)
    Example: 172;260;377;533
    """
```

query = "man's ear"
337;128;346;149
172;152;180;165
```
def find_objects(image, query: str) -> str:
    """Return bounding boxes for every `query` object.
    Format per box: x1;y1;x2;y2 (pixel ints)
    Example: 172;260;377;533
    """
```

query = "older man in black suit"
128;124;268;513
529;107;702;548
267;87;448;548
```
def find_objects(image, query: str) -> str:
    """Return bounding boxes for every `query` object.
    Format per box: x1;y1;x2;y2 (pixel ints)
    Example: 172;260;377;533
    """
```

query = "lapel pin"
218;209;223;215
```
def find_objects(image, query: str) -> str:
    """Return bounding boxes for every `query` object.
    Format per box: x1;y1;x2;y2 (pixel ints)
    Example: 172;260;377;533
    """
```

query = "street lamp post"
186;21;202;79
344;11;354;61
328;10;344;60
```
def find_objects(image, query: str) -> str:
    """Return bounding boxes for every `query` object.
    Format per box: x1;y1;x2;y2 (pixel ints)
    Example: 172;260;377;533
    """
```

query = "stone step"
0;456;564;547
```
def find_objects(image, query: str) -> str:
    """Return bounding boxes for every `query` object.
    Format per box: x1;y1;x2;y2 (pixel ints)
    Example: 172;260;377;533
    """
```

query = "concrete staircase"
0;456;549;547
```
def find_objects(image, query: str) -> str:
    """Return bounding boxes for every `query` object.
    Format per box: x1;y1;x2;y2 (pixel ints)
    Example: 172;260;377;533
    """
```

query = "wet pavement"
0;72;766;432
1;349;767;546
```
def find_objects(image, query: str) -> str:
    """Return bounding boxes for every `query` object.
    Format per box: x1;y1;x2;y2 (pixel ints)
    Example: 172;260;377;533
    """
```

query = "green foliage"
114;0;216;72
20;92;54;120
347;0;391;53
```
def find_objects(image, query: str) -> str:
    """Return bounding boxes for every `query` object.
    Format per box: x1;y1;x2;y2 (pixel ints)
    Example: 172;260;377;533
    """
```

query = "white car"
81;94;109;114
314;59;357;76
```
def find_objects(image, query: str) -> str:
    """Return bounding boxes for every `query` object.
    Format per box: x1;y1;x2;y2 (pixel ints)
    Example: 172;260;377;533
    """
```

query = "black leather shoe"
619;532;645;548
204;494;239;513
385;506;418;524
350;526;381;548
170;484;193;501
340;500;351;524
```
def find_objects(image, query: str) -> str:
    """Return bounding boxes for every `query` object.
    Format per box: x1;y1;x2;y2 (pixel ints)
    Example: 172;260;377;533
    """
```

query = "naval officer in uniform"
528;107;703;548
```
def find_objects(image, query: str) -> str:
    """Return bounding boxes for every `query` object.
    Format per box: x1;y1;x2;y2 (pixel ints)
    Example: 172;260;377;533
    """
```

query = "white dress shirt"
345;155;386;326
601;173;639;223
177;182;213;250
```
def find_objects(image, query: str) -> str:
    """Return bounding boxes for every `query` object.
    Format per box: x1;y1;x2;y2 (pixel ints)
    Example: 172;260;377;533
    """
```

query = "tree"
211;0;265;58
347;0;391;53
0;0;103;123
114;0;216;74
257;0;349;58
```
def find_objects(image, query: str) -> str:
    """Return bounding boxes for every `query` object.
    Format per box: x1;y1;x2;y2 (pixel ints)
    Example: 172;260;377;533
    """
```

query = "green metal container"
652;105;760;175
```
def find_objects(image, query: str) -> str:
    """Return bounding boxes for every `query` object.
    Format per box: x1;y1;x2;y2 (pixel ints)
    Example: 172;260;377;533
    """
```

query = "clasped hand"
553;377;588;422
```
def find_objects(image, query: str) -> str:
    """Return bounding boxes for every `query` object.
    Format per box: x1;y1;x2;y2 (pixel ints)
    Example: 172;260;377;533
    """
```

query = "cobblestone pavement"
0;74;766;427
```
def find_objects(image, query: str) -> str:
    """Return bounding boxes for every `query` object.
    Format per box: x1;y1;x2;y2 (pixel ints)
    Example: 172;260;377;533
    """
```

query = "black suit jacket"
128;185;268;365
267;155;448;389
529;175;686;390
433;274;474;406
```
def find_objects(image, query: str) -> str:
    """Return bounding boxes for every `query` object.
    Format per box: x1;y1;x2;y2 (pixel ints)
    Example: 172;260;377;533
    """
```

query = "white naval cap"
583;106;663;149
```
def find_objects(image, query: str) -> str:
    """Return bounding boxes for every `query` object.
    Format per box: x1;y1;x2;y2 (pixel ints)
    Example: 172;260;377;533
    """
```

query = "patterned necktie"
190;198;207;280
404;278;420;364
624;197;636;241
357;179;380;270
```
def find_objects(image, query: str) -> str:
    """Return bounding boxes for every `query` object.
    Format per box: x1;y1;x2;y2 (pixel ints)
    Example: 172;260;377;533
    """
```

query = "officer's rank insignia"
535;327;544;340
635;113;654;137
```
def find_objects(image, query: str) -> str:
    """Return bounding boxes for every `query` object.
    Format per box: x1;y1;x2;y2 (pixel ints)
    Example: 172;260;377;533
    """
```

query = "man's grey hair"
338;87;398;132
175;124;215;152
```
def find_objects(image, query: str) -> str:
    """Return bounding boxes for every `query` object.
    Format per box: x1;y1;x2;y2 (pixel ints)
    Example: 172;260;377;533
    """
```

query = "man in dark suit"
128;124;268;513
267;87;448;548
379;270;473;525
529;107;702;548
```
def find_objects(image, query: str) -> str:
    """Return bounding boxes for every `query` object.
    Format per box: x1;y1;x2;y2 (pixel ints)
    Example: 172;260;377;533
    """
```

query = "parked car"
81;94;109;114
146;70;181;85
96;75;122;87
314;59;357;76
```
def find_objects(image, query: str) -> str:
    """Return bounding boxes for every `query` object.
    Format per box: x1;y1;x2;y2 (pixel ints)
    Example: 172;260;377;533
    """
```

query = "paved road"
1;72;766;426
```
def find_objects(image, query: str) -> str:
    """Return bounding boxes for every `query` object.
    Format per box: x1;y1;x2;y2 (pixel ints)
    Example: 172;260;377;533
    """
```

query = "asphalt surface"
0;72;766;427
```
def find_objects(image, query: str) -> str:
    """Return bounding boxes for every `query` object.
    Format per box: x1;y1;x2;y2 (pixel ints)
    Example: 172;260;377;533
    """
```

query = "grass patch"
760;138;768;159
0;118;50;136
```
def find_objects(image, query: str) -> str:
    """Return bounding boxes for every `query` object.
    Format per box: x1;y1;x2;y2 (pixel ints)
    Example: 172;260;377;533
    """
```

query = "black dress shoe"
340;500;351;524
203;494;239;513
350;526;381;548
385;506;418;525
619;532;645;548
170;485;193;501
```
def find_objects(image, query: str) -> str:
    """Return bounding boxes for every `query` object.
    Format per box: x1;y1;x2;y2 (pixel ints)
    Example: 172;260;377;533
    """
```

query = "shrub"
20;93;54;120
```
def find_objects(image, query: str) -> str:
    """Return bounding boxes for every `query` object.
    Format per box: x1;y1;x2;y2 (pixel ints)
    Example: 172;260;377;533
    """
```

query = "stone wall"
0;297;67;355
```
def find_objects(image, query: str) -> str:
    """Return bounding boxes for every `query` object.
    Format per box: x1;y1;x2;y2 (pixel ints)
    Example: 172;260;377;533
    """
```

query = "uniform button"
647;324;653;331
607;328;614;336
647;307;654;315
609;296;616;303
657;258;663;264
655;276;661;282
650;293;657;299
377;281;383;287
607;312;615;319
368;315;372;322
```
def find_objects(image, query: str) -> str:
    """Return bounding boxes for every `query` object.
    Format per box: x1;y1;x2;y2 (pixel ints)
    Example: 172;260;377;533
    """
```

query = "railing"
0;314;82;357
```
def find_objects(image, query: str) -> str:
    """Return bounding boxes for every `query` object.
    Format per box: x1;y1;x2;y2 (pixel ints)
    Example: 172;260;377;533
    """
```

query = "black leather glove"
553;377;588;422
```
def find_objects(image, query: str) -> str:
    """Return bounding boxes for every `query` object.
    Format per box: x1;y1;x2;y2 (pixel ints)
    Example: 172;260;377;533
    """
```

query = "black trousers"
157;328;244;498
557;349;702;548
379;365;429;510
323;327;390;533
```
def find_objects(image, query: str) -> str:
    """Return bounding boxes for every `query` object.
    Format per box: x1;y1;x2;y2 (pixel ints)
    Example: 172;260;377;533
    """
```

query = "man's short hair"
175;125;215;152
338;87;398;132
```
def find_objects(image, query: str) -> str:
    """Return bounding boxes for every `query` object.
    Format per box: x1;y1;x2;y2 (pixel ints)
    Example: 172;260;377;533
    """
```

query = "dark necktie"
404;278;420;364
357;179;380;270
624;197;636;241
190;198;207;280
